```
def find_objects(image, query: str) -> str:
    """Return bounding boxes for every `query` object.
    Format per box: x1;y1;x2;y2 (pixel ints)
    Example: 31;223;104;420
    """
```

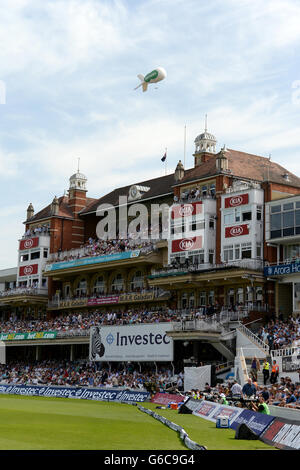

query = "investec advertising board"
90;323;173;362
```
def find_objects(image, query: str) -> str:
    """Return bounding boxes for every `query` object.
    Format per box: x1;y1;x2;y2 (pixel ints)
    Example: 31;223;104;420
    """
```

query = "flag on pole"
161;152;167;162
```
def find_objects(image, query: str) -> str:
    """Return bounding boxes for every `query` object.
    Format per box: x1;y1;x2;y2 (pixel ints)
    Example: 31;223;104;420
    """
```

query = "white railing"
223;259;264;270
236;322;269;354
235;348;249;386
271;347;300;358
171;320;224;333
21;229;51;239
265;258;300;266
0;288;48;298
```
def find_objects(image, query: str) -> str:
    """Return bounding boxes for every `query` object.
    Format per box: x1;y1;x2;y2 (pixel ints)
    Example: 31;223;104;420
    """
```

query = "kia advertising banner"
19;264;38;277
90;323;173;362
210;404;244;423
171;202;203;219
151;393;184;406
19;237;39;251
171;236;203;253
193;401;220;421
225;224;249;238
184;398;246;426
224;194;249;208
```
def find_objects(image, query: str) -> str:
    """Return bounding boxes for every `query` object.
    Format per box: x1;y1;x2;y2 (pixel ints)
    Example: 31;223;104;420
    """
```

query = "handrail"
236;347;249;385
236;322;269;354
271;346;300;358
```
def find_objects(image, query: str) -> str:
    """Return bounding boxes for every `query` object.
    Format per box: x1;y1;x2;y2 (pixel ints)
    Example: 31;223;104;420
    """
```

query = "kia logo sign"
229;196;243;207
179;205;194;217
225;193;248;208
225;224;249;238
179;238;195;251
24;265;34;275
24;239;34;249
20;237;39;250
230;226;244;236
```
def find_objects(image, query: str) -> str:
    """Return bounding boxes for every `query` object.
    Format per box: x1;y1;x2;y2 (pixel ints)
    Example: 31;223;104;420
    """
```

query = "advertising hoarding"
90;323;173;362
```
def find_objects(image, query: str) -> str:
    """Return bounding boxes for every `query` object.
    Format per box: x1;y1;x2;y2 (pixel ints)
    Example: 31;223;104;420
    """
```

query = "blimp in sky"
134;67;167;92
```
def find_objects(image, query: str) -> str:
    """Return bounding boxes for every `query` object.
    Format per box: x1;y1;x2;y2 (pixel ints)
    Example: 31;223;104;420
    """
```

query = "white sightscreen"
184;365;211;392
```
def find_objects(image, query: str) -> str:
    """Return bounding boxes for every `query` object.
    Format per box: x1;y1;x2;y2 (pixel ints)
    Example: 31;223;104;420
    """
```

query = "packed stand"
48;236;158;264
181;375;300;412
257;317;300;350
0;308;183;335
0;360;181;392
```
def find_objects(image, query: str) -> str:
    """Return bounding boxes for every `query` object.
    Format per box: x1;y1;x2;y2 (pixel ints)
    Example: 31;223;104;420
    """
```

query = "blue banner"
45;250;140;272
230;409;275;435
0;383;149;403
264;262;300;277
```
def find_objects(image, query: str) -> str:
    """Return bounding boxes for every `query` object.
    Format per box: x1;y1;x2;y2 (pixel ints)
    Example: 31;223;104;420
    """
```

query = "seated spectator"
242;378;257;398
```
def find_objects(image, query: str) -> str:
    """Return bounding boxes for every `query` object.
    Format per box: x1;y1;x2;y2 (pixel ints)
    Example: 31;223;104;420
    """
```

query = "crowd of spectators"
257;317;300;350
0;360;180;391
22;225;50;238
48;237;157;264
183;375;300;412
0;283;43;298
173;185;216;204
0;304;254;336
0;308;183;335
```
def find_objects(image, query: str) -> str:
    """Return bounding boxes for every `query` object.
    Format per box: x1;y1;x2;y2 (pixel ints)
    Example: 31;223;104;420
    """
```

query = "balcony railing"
21;228;51;239
150;259;264;278
48;289;170;308
174;193;216;204
0;288;48;298
265;258;300;266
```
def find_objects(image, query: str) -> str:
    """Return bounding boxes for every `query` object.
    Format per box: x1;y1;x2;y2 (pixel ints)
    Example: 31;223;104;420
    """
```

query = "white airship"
134;67;167;92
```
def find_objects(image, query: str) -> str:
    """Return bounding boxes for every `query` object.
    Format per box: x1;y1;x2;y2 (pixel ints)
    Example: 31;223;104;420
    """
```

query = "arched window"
130;271;144;292
111;273;124;293
76;279;87;297
93;276;105;295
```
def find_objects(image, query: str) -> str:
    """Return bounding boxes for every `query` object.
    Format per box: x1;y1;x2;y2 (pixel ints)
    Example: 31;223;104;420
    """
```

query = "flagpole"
165;147;167;175
183;125;187;169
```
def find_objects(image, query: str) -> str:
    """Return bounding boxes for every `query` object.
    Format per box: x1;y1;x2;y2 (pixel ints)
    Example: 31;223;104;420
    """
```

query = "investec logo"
228;196;243;207
24;265;34;275
106;331;170;346
179;204;194;217
230;226;244;237
24;239;34;249
179;238;195;251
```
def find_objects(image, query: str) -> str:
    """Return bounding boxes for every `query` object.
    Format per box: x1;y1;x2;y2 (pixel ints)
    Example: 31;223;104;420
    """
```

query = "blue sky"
1;0;300;269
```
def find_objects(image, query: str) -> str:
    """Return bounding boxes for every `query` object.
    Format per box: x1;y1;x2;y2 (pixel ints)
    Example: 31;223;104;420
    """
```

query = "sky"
0;0;300;269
